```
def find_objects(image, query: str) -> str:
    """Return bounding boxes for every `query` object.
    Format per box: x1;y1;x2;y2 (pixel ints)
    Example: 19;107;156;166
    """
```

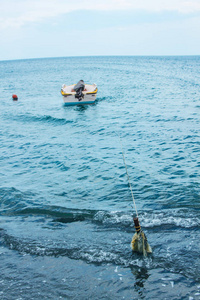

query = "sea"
0;56;200;299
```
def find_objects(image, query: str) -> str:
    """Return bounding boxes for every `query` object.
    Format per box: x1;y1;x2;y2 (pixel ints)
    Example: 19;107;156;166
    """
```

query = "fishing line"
118;135;139;219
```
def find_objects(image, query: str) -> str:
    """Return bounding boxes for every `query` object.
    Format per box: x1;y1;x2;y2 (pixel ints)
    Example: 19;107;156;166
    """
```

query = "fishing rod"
119;137;139;219
119;135;152;256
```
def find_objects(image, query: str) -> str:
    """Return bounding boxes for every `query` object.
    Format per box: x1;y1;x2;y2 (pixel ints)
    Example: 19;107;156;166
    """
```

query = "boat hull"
62;93;97;105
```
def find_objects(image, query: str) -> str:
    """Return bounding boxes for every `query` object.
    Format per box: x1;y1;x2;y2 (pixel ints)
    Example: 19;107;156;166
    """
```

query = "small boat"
61;80;98;105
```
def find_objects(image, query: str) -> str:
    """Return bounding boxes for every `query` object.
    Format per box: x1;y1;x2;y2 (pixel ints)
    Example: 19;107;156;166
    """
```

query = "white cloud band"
1;0;200;30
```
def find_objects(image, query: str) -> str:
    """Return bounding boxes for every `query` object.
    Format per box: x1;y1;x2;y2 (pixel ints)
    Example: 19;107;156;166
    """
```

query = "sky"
0;0;200;60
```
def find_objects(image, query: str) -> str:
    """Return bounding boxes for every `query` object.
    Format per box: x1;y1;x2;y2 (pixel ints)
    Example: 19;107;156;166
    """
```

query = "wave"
0;188;199;283
5;112;73;126
0;218;199;283
0;187;199;229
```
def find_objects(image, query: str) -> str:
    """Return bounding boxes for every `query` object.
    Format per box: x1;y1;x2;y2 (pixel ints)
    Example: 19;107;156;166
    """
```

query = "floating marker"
12;94;18;101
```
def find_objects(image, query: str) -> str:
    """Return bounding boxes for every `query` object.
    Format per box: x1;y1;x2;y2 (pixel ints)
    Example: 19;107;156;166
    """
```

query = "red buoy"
12;94;18;101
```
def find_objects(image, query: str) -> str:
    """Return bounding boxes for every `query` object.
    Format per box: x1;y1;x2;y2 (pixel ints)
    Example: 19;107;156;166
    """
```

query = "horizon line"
1;54;200;62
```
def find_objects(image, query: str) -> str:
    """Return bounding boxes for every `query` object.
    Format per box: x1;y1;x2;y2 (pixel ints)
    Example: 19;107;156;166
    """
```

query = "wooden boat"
61;81;98;105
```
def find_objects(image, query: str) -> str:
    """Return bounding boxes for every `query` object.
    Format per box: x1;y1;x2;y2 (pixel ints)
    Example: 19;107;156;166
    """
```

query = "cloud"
1;0;200;30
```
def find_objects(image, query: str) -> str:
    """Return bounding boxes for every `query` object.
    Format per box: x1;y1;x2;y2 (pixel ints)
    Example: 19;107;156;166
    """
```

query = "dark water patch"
5;112;73;126
96;96;107;102
54;215;85;223
15;207;96;223
0;208;199;299
0;227;140;268
0;212;199;284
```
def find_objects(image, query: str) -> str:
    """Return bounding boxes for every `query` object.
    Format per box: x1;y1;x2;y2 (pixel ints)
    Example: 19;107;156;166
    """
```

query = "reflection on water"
132;266;150;298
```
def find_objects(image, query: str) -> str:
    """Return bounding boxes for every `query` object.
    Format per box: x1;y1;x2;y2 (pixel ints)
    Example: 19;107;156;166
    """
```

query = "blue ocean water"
0;56;200;299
